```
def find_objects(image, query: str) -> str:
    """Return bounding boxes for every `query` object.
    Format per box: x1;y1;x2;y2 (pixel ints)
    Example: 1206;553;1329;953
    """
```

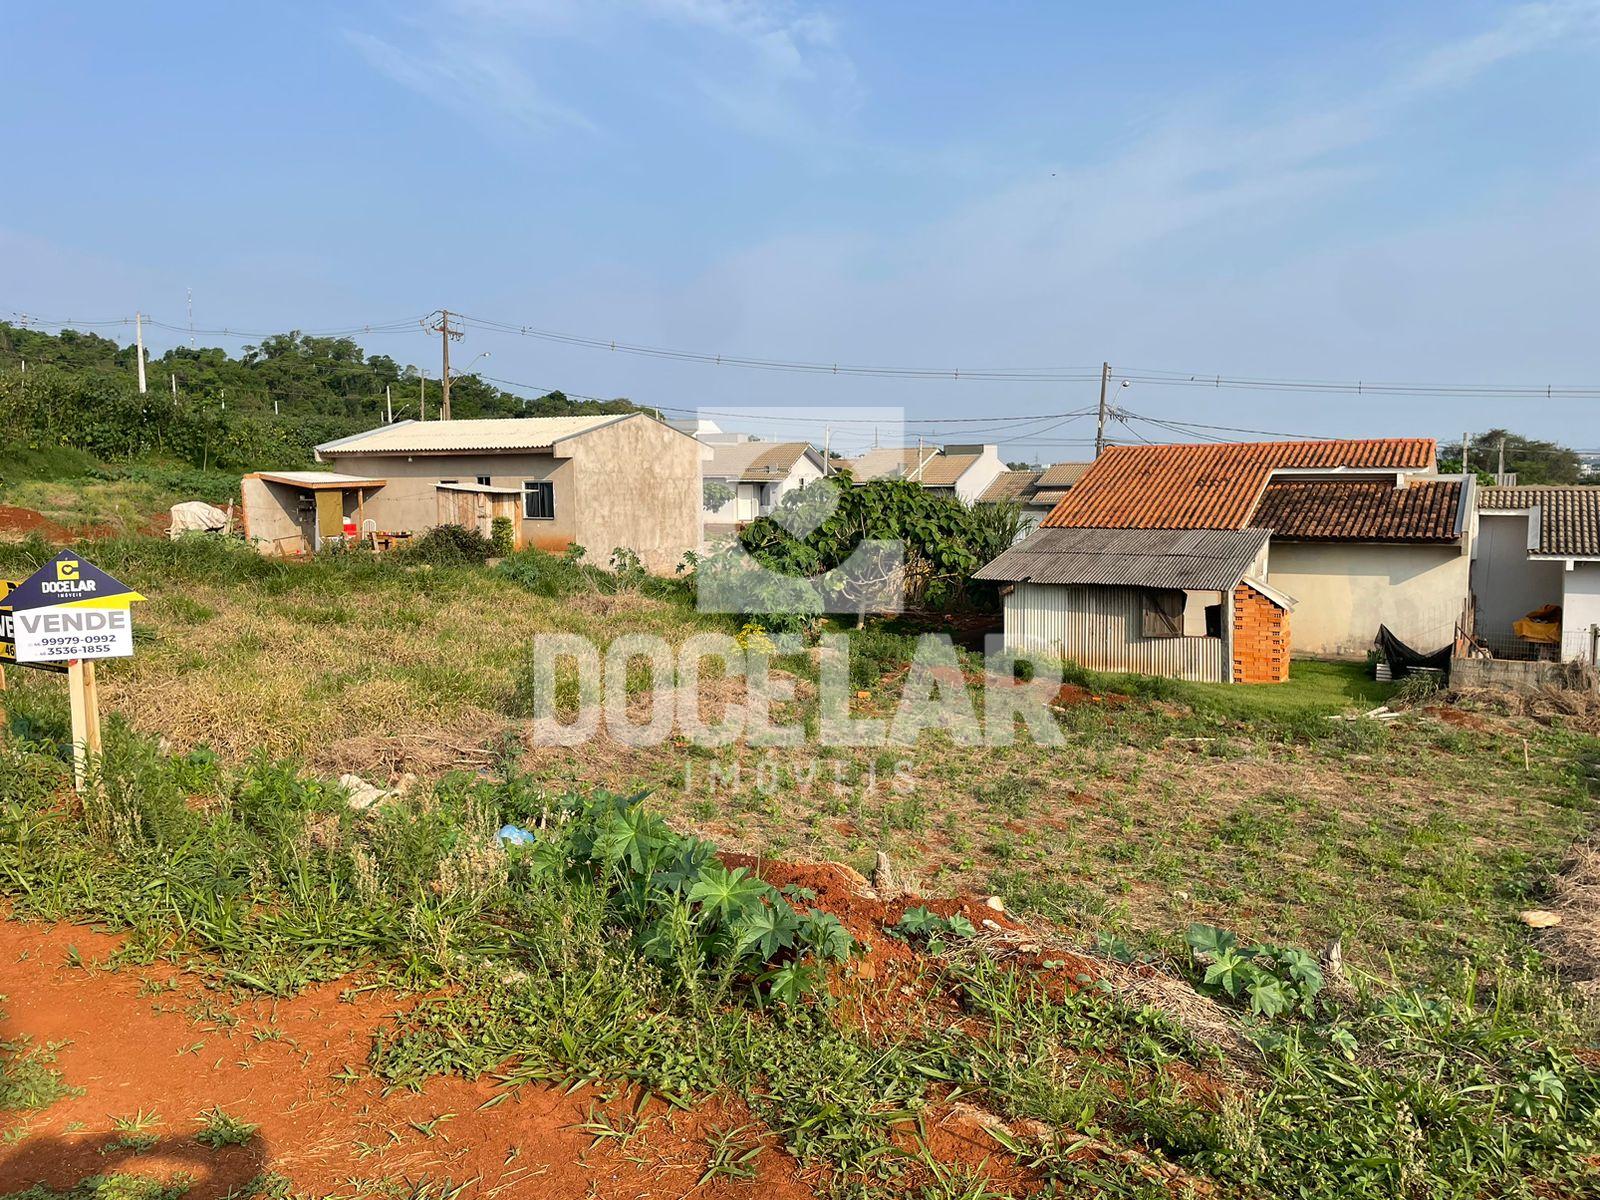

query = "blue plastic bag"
497;823;536;847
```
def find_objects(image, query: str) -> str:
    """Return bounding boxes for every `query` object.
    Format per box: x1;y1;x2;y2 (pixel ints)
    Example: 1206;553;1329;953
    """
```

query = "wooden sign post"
6;554;142;793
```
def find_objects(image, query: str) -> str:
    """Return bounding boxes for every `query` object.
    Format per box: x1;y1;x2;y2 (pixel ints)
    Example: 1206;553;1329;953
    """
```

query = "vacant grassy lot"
2;535;1598;1198
1;535;1595;996
0;449;238;536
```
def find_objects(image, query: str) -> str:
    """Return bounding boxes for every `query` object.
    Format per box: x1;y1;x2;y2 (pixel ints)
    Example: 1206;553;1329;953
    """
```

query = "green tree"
1438;429;1588;485
0;323;641;472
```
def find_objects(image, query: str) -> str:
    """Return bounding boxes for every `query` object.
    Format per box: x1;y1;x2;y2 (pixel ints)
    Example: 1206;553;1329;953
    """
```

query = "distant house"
847;444;1006;504
1474;487;1600;661
979;438;1475;678
978;462;1091;532
700;440;826;527
976;527;1293;683
242;415;703;571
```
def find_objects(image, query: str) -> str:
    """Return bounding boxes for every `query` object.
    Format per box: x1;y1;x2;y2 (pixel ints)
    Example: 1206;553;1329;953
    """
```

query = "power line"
458;312;1600;397
460;313;1104;382
14;303;1600;399
1115;368;1600;400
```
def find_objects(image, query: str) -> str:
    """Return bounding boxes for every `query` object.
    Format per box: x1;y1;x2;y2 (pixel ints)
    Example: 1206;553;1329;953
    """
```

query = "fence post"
1590;623;1599;666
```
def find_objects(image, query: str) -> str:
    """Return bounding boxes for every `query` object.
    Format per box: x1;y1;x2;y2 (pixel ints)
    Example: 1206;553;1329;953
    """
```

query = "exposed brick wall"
1232;582;1291;684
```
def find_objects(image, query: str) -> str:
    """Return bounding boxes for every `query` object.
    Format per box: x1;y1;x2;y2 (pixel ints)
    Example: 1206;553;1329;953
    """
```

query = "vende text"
17;609;129;634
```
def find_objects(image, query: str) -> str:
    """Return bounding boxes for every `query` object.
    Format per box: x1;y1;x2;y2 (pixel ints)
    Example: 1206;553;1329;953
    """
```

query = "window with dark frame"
524;481;554;520
1140;589;1185;638
477;475;492;487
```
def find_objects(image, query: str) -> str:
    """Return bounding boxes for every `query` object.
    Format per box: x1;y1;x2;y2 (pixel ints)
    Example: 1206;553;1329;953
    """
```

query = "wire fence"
1457;624;1600;665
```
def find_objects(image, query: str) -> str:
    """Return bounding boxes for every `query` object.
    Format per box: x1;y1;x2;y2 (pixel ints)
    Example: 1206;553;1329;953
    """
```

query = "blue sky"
4;2;1598;457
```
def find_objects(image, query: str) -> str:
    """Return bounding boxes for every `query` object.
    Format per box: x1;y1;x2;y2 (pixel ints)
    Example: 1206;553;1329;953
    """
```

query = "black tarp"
1376;624;1452;679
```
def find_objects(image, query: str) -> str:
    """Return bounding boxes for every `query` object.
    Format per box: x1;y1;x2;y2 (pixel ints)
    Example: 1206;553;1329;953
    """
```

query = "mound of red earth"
0;506;67;540
0;919;815;1200
0;863;1224;1198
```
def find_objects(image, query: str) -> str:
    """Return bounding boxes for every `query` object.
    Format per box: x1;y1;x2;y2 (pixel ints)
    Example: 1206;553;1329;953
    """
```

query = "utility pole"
386;385;393;424
420;369;428;421
429;310;463;420
822;424;831;475
1461;433;1470;474
134;312;148;394
1094;361;1111;458
171;373;178;406
1498;435;1507;479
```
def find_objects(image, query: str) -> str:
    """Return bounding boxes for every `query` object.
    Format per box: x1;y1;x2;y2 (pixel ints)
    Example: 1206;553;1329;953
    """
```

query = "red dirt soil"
1052;684;1130;708
0;506;66;540
0;919;816;1200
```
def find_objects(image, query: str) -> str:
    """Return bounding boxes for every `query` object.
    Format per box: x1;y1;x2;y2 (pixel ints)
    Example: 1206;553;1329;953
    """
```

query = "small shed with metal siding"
975;526;1295;683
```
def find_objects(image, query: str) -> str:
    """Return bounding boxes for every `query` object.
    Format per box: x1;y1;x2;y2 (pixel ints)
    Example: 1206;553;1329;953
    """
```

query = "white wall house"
700;441;826;527
1474;487;1600;662
847;443;1006;504
978;462;1092;537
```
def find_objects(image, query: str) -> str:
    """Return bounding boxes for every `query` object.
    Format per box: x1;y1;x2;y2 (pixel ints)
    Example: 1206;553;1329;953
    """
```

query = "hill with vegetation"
0;322;635;475
0;322;640;532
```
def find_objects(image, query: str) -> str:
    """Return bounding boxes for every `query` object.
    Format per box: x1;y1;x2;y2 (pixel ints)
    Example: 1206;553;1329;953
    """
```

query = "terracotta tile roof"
847;446;933;480
847;447;980;487
1040;439;1437;530
1036;461;1091;488
1252;478;1465;542
1480;486;1600;557
704;441;815;482
978;470;1041;503
915;453;981;486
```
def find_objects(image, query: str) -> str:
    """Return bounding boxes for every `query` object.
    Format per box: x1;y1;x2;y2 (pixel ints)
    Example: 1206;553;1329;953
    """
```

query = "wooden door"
315;490;344;547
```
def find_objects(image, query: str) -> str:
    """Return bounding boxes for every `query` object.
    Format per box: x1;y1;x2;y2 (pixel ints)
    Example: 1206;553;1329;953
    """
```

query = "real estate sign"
6;552;145;663
0;579;67;674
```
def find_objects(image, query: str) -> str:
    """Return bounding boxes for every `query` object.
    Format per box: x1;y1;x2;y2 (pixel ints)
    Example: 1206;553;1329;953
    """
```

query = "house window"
477;475;492;487
524;481;555;520
1141;589;1184;638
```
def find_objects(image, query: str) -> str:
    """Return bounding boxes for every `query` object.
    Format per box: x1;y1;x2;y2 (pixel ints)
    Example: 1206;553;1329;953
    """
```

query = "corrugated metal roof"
436;481;523;495
316;415;634;456
1253;478;1465;542
1041;439;1437;530
1480;486;1600;557
252;470;386;489
975;526;1271;590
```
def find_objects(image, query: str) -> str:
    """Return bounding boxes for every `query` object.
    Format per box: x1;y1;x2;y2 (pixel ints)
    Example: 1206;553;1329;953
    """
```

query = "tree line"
0;323;635;471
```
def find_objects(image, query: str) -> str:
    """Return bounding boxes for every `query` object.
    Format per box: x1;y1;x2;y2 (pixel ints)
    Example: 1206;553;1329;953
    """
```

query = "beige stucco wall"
240;477;378;555
240;476;308;554
328;451;577;551
321;415;700;569
1267;541;1469;658
567;414;702;571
